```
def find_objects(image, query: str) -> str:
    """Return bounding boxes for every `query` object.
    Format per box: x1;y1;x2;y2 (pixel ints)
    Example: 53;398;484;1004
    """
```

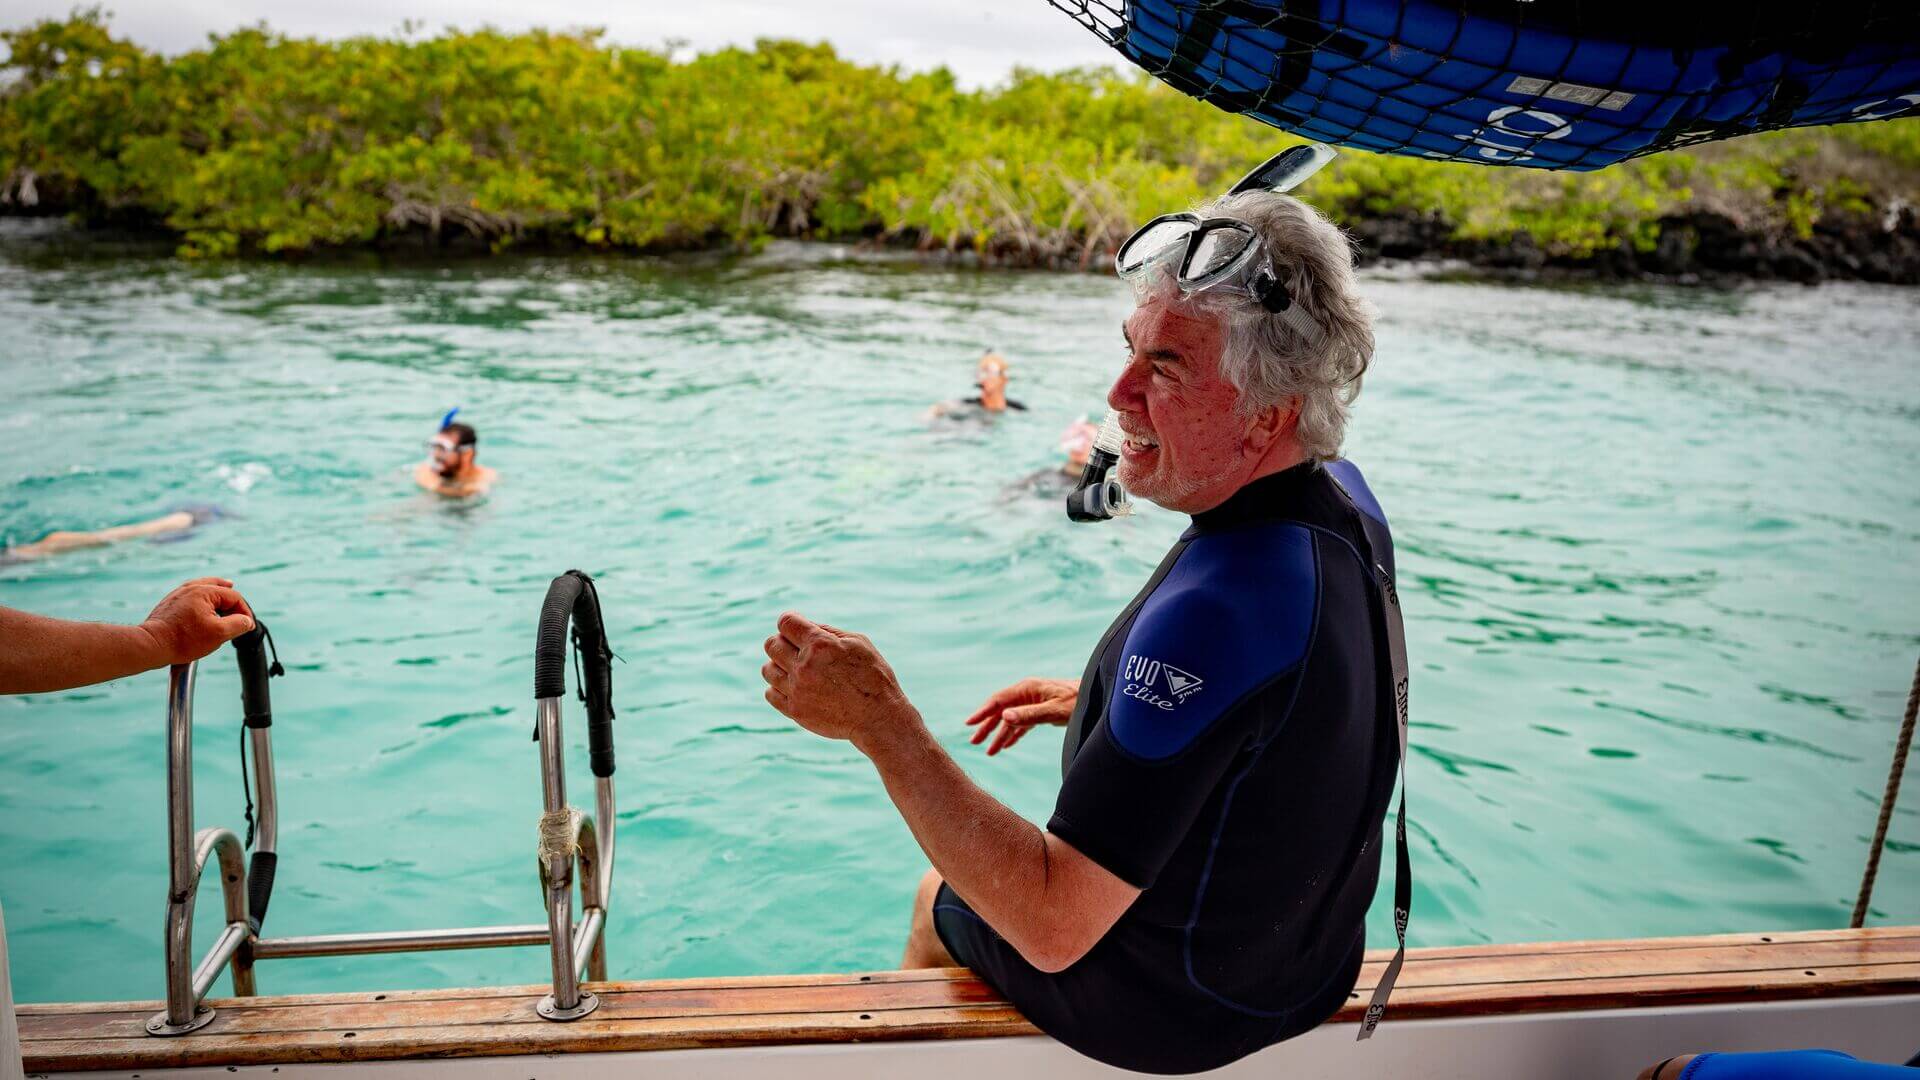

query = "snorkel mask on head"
1067;143;1337;523
1114;142;1333;343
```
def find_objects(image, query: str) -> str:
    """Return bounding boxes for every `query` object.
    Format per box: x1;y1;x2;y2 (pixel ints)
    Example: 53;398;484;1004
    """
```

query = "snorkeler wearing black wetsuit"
927;350;1026;422
934;459;1399;1074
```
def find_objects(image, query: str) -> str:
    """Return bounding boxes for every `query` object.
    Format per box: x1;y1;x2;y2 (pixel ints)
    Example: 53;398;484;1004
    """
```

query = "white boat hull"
42;995;1920;1080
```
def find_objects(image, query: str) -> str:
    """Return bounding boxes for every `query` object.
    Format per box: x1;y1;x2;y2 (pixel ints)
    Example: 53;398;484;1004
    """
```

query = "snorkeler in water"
1008;418;1098;500
414;409;497;498
926;350;1028;422
2;505;227;564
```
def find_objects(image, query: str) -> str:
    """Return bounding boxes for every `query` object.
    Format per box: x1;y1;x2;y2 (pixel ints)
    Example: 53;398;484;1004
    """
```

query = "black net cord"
1852;652;1920;928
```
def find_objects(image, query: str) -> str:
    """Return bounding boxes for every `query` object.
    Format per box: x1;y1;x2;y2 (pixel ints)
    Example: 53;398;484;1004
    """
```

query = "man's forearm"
858;709;1064;964
0;608;166;694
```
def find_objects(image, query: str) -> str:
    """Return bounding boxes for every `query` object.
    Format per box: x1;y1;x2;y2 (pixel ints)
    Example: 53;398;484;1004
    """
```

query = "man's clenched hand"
140;577;256;666
762;611;919;754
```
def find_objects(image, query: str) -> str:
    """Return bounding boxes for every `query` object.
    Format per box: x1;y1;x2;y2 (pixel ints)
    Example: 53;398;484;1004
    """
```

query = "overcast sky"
0;0;1125;86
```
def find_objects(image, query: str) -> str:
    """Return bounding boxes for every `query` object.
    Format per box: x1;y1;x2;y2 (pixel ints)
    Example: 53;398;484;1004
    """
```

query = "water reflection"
1;225;1917;1003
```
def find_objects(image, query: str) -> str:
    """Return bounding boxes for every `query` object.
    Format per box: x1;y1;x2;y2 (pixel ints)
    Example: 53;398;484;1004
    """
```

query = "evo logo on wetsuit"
1120;653;1205;710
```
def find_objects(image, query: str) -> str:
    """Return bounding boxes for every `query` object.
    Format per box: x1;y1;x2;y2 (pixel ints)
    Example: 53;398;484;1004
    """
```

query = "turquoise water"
1;222;1916;1005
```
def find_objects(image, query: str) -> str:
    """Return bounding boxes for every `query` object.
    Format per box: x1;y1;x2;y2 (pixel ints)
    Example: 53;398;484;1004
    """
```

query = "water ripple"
1;228;1916;1002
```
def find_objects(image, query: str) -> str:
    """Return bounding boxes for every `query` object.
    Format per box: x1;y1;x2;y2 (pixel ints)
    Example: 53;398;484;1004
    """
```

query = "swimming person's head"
1060;418;1097;475
429;421;479;479
975;351;1010;410
1109;190;1373;513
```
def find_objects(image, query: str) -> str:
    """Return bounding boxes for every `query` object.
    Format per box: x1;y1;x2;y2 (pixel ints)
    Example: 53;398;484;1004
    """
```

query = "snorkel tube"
1065;409;1133;523
1228;142;1335;196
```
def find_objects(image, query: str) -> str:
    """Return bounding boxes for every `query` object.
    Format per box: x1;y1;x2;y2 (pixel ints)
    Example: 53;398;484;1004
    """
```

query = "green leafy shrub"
4;12;1916;262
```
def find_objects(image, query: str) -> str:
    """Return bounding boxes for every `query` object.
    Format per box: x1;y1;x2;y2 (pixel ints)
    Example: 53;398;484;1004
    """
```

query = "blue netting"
1049;0;1920;170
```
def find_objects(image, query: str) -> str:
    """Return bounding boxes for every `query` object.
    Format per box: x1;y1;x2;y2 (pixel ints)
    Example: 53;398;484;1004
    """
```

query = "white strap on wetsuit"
1355;560;1410;1041
1324;470;1411;1042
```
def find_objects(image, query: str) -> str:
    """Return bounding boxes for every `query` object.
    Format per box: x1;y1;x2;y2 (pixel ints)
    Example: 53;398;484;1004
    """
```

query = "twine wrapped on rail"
538;808;584;890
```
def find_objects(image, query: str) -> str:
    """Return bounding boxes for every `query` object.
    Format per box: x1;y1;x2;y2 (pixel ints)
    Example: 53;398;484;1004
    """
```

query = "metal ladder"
146;570;619;1035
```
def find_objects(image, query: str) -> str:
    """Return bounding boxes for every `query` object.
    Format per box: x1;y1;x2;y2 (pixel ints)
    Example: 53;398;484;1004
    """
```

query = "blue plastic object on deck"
1681;1050;1918;1079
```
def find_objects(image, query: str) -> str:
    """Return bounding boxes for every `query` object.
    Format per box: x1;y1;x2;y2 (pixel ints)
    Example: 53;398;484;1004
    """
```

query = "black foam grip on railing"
534;574;585;699
247;850;277;933
233;624;274;728
534;570;617;777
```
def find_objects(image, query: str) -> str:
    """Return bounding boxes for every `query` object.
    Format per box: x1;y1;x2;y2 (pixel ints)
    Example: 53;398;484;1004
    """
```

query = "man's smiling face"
1109;298;1255;514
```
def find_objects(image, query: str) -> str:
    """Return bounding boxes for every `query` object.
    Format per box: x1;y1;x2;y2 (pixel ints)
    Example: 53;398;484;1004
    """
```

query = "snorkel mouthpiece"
1066;410;1133;523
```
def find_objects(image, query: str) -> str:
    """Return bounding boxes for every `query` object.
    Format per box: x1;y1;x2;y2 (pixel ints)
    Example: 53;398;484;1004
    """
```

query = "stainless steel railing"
534;696;613;1019
146;662;251;1035
147;571;620;1035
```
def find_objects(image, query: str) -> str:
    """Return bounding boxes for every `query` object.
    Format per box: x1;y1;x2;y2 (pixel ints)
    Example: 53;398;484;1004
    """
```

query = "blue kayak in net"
1052;0;1920;170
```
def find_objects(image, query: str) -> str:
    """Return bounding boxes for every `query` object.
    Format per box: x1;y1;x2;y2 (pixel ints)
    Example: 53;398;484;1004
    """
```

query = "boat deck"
20;926;1920;1071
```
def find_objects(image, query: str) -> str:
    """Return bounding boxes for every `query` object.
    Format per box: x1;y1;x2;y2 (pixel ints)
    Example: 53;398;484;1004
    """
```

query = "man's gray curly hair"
1134;190;1374;462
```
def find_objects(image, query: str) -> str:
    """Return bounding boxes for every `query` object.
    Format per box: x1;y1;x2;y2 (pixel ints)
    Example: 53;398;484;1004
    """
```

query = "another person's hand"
965;677;1079;755
762;612;916;753
140;578;256;665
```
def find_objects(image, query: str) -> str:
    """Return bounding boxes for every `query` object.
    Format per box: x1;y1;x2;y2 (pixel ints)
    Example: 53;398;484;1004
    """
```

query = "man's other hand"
763;611;916;752
140;578;256;665
965;677;1079;755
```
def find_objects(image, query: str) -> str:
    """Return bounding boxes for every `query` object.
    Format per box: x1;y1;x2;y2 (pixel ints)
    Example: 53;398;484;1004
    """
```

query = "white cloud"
0;0;1125;86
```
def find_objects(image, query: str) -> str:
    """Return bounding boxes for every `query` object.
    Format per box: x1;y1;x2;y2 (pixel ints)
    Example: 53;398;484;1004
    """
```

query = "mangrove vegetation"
4;11;1918;278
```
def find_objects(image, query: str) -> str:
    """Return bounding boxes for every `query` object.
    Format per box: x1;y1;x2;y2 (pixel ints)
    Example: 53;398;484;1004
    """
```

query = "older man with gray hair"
760;153;1403;1074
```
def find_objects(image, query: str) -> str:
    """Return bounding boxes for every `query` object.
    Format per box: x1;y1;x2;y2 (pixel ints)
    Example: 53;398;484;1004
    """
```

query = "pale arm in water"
0;577;256;695
4;511;197;562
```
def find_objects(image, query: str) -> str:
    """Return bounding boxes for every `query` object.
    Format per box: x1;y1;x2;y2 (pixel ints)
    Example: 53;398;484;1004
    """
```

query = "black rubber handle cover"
533;570;617;777
247;851;277;933
233;625;274;728
533;573;584;699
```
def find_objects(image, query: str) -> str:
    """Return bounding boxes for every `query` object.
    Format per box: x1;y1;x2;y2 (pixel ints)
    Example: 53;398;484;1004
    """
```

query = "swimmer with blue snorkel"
413;408;497;498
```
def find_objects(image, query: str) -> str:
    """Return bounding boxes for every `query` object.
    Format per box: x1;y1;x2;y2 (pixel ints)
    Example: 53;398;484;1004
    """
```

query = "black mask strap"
1250;267;1293;313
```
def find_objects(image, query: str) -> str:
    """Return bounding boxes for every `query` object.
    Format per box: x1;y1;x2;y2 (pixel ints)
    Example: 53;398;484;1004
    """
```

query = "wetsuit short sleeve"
1046;525;1317;888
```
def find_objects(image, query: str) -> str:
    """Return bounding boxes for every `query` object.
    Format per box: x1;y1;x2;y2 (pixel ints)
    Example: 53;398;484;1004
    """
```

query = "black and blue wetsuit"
934;459;1400;1075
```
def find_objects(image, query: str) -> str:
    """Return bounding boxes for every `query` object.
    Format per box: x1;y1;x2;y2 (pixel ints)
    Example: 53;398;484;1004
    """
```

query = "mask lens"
1186;225;1254;285
1117;218;1197;275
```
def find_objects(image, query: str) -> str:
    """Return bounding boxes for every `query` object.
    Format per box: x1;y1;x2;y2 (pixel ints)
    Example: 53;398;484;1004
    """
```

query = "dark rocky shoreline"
6;207;1919;286
1347;208;1920;285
